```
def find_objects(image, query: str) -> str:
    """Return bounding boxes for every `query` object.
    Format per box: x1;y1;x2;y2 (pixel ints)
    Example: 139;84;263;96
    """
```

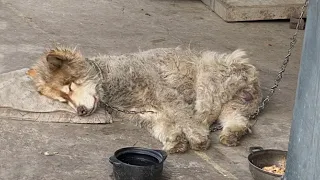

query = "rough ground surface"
0;0;304;179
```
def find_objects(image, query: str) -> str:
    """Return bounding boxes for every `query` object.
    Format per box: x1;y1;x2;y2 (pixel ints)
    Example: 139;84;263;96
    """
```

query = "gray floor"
0;0;304;179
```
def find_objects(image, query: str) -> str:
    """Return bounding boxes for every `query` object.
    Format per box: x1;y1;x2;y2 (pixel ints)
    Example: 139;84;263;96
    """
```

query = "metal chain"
103;103;155;114
249;0;309;120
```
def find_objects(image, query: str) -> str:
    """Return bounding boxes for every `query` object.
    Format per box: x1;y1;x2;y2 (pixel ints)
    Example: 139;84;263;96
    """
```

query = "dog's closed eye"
61;83;74;94
69;83;73;92
69;82;79;92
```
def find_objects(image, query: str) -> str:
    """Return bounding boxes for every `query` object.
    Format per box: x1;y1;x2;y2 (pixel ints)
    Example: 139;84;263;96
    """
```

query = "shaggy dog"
28;46;262;153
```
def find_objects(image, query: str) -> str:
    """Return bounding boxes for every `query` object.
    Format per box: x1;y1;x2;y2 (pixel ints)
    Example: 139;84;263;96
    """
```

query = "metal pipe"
285;0;320;179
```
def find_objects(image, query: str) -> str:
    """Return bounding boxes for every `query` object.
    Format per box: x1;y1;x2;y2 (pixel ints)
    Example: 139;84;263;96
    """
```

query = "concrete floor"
0;0;304;179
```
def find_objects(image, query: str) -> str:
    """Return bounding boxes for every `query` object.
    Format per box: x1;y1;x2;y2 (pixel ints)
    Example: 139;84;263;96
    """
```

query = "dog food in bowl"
248;146;287;180
262;157;286;175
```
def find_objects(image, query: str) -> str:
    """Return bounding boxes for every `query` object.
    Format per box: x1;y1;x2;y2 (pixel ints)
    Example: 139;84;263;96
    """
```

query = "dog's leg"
150;118;189;153
166;101;211;151
218;86;261;146
218;101;251;146
37;85;68;103
194;83;222;127
181;121;210;151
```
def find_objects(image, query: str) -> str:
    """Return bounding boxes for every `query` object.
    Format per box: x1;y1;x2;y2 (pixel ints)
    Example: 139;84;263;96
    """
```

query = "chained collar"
86;58;104;81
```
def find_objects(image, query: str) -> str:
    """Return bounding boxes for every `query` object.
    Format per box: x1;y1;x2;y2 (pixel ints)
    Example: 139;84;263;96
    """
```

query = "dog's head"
28;47;103;116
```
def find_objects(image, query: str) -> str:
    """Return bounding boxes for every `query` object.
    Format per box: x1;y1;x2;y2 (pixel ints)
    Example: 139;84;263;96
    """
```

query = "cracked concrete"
0;0;304;179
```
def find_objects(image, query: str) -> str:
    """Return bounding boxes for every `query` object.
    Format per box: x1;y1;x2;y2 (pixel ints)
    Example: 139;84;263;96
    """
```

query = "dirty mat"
0;69;112;124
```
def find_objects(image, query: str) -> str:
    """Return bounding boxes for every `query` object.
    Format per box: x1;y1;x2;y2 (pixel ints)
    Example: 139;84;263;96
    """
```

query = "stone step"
201;0;307;22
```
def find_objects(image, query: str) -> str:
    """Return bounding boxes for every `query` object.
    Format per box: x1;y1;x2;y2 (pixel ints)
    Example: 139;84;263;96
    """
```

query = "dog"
28;46;262;153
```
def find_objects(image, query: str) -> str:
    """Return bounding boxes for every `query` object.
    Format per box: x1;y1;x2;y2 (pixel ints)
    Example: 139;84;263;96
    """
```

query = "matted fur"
29;46;262;153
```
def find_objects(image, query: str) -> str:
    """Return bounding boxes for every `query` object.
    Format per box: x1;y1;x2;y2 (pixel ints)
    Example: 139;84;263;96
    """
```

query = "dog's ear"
46;54;66;70
46;47;82;70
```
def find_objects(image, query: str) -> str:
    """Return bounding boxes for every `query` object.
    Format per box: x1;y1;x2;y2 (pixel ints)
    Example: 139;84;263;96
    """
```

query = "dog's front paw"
164;141;189;154
219;127;247;147
189;133;210;151
163;133;189;154
183;124;210;151
219;133;239;147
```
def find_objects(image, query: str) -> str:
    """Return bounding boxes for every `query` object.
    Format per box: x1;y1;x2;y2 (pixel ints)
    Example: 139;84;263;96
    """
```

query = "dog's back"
94;48;259;109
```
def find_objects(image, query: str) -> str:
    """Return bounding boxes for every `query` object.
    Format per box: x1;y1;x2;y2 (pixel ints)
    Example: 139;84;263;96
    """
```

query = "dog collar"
86;58;104;81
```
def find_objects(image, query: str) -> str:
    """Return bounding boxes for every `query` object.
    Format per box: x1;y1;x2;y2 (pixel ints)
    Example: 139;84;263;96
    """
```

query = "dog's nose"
77;105;88;116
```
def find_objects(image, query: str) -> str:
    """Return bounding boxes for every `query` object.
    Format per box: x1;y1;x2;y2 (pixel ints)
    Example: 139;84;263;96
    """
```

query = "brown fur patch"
26;69;37;77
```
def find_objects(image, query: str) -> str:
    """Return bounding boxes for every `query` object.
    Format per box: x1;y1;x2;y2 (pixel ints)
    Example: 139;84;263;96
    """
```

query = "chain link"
103;103;155;114
249;0;309;120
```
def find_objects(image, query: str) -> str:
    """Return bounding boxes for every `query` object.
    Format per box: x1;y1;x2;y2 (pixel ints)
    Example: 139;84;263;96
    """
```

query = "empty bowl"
109;147;167;180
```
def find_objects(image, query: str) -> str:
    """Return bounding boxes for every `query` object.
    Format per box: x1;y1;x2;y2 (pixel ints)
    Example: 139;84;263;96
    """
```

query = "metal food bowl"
248;146;287;180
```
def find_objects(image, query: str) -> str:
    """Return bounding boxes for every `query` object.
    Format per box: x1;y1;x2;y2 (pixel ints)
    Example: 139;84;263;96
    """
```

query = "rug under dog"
0;69;112;124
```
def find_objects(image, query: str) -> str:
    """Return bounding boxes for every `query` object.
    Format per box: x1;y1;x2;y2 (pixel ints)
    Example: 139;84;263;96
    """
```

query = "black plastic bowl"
109;147;167;180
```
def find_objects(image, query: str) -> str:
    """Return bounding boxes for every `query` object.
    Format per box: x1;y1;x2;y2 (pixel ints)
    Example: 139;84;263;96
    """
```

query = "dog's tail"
224;49;249;65
200;49;258;83
201;49;250;67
